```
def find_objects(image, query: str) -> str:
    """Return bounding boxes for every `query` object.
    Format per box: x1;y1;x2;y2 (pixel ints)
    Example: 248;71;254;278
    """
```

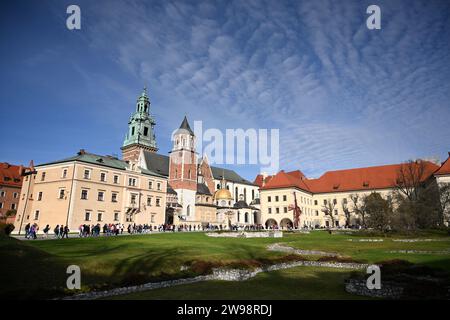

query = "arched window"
235;187;238;201
252;189;255;200
217;183;220;190
188;169;191;179
245;212;249;223
186;205;190;216
175;169;178;178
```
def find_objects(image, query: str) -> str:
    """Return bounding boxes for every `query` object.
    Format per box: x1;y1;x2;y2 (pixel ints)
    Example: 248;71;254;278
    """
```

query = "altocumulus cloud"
38;0;450;178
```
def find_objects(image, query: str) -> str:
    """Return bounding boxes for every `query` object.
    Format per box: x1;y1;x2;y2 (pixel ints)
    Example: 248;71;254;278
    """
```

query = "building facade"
0;162;27;223
13;88;260;234
255;159;449;229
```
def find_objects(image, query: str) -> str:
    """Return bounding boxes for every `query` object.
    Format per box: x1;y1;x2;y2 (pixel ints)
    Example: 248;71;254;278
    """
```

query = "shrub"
0;223;15;236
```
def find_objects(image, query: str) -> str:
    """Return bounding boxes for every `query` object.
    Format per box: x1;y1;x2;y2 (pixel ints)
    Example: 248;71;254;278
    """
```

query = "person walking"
59;225;64;239
63;225;69;238
54;225;60;238
24;223;31;239
43;224;50;239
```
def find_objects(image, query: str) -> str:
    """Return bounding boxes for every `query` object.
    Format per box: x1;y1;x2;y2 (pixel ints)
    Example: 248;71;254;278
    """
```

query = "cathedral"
120;88;261;227
13;88;260;234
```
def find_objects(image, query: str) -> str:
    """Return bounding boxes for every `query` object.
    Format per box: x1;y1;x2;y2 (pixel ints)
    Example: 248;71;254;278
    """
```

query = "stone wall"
345;279;404;299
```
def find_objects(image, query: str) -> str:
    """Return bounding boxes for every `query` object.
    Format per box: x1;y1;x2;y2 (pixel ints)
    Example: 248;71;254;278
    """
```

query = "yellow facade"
14;160;167;234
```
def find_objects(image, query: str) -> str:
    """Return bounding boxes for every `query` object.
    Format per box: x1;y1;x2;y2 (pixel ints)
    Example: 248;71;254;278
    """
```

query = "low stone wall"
267;243;338;256
62;259;368;300
206;231;283;238
346;238;384;242
345;279;404;299
392;238;449;242
388;250;450;255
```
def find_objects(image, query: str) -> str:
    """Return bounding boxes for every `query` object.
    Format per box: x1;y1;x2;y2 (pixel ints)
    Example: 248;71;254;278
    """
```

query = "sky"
0;0;449;181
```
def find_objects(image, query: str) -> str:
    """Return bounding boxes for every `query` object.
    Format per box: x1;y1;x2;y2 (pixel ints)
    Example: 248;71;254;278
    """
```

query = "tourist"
43;224;50;238
24;223;31;239
54;225;60;238
63;225;69;238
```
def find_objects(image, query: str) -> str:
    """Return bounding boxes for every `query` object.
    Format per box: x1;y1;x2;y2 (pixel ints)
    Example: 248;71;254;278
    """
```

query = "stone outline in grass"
387;250;450;255
60;243;368;300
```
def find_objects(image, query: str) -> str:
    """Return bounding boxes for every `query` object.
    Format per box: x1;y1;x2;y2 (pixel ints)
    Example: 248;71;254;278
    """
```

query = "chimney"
78;149;86;155
261;172;268;187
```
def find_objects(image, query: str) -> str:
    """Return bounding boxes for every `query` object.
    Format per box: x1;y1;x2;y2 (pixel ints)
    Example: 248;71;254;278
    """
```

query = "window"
316;210;319;216
84;169;91;179
34;210;40;220
97;212;103;221
149;181;153;189
283;195;287;201
144;127;149;136
244;212;249;223
323;199;327;205
131;126;135;135
128;177;137;187
156;198;161;206
11;203;16;210
58;189;65;199
130;194;137;205
111;193;118;203
284;207;288;213
268;196;271;202
268;207;272;214
217;184;220;190
151;214;155;223
13;192;18;199
41;172;46;181
38;192;43;201
276;207;280;214
62;169;68;178
333;199;337;205
157;182;161;191
0;203;3;209
114;212;119;221
343;198;347;204
85;211;91;221
275;196;279;202
113;175;119;184
98;191;104;201
81;190;88;200
0;191;5;197
334;209;338;215
100;172;106;182
314;200;318;206
147;197;152;206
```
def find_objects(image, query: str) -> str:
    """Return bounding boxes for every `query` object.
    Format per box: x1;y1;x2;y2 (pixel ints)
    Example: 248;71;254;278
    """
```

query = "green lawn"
1;230;449;299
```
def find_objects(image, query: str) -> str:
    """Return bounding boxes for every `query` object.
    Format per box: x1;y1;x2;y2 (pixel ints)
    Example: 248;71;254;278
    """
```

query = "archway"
280;218;293;229
265;219;278;229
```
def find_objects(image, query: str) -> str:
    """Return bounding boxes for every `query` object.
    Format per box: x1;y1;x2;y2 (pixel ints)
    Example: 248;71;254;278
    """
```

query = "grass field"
1;230;449;299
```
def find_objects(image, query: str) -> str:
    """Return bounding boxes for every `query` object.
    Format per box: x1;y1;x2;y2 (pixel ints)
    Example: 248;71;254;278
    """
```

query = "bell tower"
169;116;198;220
121;87;158;162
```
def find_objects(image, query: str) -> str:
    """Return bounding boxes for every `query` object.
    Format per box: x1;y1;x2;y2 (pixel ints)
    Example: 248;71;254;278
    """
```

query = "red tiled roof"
253;174;273;187
262;170;311;192
259;161;440;194
435;154;450;176
0;162;25;187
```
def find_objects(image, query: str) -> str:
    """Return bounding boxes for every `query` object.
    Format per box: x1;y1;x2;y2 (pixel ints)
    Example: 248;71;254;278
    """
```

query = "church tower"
121;87;158;162
169;116;198;220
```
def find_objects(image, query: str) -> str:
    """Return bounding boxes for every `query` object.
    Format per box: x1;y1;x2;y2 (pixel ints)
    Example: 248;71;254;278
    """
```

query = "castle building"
0;162;28;223
255;157;450;229
13;88;260;234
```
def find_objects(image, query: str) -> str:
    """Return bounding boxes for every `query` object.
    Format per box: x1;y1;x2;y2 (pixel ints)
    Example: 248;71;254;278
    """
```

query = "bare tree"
341;199;351;228
435;183;450;227
350;194;366;228
395;160;429;201
321;199;337;228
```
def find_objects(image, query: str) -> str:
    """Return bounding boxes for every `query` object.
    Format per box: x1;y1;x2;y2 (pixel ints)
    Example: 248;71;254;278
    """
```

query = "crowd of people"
22;222;272;239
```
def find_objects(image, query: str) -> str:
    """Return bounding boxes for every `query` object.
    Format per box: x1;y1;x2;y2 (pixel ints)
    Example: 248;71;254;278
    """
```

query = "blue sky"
1;0;449;181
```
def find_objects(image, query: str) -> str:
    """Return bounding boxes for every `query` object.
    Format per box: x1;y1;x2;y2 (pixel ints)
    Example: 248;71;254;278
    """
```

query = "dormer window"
333;183;339;190
363;181;369;187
